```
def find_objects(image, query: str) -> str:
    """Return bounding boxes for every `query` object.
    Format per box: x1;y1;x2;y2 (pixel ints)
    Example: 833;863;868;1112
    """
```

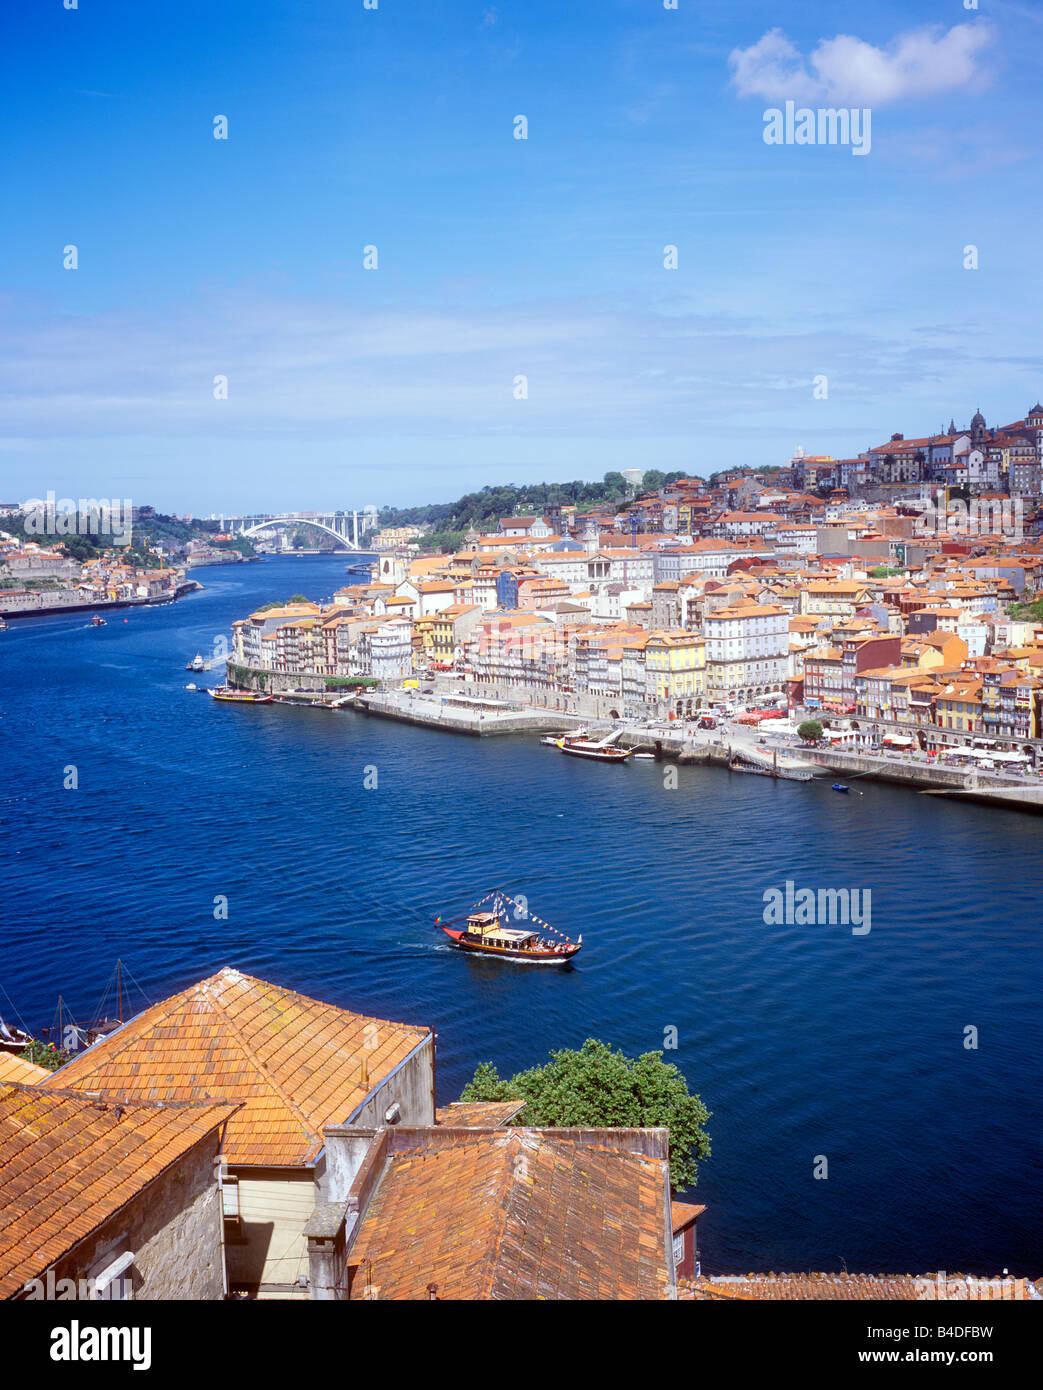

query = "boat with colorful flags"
435;890;582;964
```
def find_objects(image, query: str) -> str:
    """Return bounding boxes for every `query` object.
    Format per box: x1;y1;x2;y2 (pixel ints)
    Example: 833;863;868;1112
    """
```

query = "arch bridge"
234;512;365;551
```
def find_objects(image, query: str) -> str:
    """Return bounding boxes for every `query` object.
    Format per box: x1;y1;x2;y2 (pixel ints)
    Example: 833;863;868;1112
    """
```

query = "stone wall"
348;1037;436;1130
49;1130;226;1300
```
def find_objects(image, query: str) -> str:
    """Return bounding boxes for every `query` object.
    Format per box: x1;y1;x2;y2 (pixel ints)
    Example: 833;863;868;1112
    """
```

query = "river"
1;555;1039;1275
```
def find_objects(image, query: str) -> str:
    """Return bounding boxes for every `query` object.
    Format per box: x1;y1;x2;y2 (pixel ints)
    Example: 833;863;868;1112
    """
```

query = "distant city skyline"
3;1;1042;512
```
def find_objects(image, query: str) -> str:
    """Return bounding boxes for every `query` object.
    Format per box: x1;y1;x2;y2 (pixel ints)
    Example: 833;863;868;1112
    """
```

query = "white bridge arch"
238;515;362;550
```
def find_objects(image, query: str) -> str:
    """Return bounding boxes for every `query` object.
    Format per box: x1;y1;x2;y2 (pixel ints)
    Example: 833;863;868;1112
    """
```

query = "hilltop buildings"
218;400;1043;751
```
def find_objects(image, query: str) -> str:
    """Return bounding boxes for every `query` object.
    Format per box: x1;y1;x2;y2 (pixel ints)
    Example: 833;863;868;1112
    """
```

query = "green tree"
216;535;256;556
797;719;823;742
460;1037;711;1190
59;535;102;562
642;469;667;492
1007;596;1043;622
19;1040;72;1071
418;530;465;553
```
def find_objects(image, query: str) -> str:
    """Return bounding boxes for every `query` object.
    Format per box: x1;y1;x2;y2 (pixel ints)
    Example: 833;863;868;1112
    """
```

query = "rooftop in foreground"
43;968;431;1167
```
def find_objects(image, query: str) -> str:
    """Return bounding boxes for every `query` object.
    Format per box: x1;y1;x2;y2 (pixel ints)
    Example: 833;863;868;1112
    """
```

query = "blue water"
1;556;1040;1276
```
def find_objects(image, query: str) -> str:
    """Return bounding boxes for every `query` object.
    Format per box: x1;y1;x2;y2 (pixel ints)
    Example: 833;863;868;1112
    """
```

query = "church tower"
1027;402;1043;462
970;408;987;450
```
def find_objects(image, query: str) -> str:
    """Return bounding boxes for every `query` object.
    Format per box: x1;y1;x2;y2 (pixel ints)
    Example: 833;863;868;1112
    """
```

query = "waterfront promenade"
347;682;1043;810
0;577;202;621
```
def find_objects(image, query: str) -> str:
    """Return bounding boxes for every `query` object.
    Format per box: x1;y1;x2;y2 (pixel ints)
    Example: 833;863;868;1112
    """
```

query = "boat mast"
117;958;123;1025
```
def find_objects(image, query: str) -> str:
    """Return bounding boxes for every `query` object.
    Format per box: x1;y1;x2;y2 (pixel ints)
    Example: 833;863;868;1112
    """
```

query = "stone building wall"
49;1131;226;1300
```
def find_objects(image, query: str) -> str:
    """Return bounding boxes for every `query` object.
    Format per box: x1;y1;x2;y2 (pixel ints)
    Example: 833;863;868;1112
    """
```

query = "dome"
1028;402;1043;417
971;409;986;426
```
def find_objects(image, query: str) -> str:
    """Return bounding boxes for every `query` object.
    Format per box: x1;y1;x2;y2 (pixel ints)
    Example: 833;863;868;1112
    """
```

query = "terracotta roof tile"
42;970;430;1168
678;1273;1035;1301
434;1101;526;1127
349;1128;670;1301
0;1082;237;1298
0;1053;49;1085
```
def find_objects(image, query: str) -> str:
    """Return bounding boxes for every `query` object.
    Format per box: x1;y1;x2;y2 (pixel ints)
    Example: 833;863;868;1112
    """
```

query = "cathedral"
866;403;1043;495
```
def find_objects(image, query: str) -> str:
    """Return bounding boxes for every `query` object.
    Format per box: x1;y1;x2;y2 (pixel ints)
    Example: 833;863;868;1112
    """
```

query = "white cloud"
729;23;994;106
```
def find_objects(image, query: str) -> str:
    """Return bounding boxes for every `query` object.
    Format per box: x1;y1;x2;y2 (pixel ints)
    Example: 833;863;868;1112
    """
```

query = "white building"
370;619;414;682
702;602;789;704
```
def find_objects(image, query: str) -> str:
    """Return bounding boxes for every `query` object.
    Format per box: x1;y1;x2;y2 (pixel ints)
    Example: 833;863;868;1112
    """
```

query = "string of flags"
471;889;573;942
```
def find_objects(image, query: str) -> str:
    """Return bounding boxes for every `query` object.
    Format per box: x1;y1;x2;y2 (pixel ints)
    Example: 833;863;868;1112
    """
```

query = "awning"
883;735;913;746
990;750;1030;762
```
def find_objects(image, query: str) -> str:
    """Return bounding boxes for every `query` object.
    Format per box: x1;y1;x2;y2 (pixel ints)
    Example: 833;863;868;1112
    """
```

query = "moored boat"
729;757;774;777
555;729;632;762
832;783;850;793
207;686;273;704
435;890;581;964
0;1015;34;1054
540;727;588;746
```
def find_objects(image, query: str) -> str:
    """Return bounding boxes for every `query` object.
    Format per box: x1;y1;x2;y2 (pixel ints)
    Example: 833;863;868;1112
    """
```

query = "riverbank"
349;689;1043;810
356;689;570;736
0;578;202;621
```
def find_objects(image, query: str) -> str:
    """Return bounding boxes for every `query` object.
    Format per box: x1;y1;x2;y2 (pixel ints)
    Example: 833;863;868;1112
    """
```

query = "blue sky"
2;0;1042;512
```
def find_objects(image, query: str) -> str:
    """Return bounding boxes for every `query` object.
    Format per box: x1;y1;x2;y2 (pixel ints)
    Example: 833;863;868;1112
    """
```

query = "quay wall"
1;579;201;620
356;691;566;737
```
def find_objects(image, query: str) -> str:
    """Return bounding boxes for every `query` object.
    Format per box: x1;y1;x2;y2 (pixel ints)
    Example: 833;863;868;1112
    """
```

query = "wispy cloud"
0;285;1013;448
729;23;994;106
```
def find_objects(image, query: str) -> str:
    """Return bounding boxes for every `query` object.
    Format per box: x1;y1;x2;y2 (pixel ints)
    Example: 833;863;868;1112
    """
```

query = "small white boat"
633;752;655;760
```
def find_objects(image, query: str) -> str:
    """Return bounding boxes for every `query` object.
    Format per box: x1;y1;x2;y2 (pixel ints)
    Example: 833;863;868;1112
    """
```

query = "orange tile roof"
434;1101;526;1127
0;1052;49;1085
670;1200;706;1233
0;1082;237;1298
678;1273;1037;1301
348;1127;671;1301
43;969;430;1168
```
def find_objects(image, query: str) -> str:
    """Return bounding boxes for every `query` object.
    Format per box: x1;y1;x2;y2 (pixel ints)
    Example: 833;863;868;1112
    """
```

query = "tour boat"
435;891;582;964
91;615;107;627
186;653;206;671
729;756;774;777
207;686;273;704
540;727;588;746
555;730;632;762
